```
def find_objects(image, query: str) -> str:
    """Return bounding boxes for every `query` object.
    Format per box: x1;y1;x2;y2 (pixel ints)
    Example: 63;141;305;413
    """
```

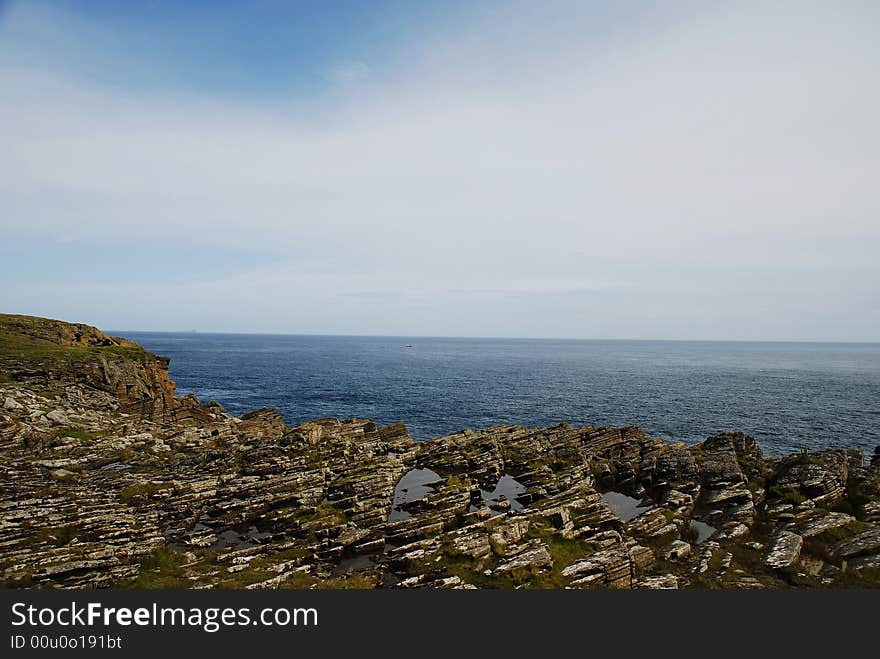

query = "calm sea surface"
118;332;880;455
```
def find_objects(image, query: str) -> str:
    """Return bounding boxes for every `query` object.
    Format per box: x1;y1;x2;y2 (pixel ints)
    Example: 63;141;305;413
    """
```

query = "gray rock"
832;527;880;560
662;540;692;560
763;531;803;569
847;553;880;571
795;512;855;538
637;574;679;589
46;410;71;424
495;544;553;573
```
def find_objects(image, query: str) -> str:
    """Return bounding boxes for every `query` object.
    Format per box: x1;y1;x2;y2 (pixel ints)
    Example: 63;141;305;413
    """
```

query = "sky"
1;0;878;341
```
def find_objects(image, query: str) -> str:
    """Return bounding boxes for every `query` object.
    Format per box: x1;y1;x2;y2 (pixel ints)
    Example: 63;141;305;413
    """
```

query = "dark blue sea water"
118;332;880;455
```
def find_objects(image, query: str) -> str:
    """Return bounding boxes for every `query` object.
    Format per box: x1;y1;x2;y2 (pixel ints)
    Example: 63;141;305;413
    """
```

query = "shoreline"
1;313;879;589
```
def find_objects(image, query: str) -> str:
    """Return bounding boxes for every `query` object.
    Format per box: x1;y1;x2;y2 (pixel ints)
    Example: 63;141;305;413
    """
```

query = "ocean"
118;332;880;455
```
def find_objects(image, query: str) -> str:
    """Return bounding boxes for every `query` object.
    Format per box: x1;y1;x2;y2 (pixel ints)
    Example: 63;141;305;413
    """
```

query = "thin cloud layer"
1;1;878;339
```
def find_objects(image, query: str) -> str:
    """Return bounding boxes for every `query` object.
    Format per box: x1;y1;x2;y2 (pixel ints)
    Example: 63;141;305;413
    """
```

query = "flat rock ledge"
763;531;803;569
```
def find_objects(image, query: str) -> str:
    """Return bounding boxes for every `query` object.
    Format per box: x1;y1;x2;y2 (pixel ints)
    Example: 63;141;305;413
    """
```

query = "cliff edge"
0;313;208;425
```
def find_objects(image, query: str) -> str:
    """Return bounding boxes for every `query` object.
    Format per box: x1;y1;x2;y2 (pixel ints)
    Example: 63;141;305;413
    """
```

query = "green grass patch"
747;479;765;493
0;314;151;370
58;427;100;441
298;503;348;525
120;482;168;505
123;546;190;589
768;485;806;505
29;524;81;547
812;519;870;545
277;571;379;590
520;523;593;589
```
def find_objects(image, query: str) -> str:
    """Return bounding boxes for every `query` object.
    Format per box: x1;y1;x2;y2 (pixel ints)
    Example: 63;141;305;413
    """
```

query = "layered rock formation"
1;314;878;589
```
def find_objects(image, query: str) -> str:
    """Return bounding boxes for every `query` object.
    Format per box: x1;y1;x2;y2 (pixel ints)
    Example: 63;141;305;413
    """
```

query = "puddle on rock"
602;491;717;543
211;529;256;550
331;552;381;576
388;468;442;522
470;474;527;516
186;520;274;551
689;519;716;544
601;491;654;522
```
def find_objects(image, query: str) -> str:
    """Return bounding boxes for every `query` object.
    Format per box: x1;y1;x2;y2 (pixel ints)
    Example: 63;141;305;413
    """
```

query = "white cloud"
1;1;879;338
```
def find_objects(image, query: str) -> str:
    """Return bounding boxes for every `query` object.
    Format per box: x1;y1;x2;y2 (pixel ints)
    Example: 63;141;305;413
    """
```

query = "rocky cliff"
1;314;878;589
0;314;210;425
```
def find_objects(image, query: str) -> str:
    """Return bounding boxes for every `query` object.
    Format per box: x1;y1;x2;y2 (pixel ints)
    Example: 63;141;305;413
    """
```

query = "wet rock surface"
1;314;879;589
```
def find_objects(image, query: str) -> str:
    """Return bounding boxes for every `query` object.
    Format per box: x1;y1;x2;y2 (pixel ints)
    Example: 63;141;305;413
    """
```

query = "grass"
120;482;168;505
404;538;511;588
796;448;820;466
460;522;594;589
124;542;381;590
58;427;100;441
846;480;880;509
811;519;870;545
122;546;191;589
590;458;616;479
0;314;151;370
747;478;765;493
441;555;516;589
528;533;591;588
444;473;470;488
279;572;379;589
29;524;82;547
680;522;700;544
826;567;880;588
768;485;806;506
298;503;349;525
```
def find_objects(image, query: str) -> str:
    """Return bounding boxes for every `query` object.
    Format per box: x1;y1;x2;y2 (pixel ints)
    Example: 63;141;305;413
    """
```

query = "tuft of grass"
30;524;81;547
747;478;765;493
123;546;190;589
522;523;592;589
828;567;880;588
58;427;100;441
277;571;379;590
444;473;470;488
812;519;870;545
768;485;806;505
680;522;699;544
120;482;168;505
298;503;348;526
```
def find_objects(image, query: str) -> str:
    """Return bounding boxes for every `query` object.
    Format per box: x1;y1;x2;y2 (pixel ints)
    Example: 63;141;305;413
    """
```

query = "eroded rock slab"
763;531;803;569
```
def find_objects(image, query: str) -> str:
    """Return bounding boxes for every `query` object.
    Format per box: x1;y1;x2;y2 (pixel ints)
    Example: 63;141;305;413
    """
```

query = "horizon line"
109;328;880;346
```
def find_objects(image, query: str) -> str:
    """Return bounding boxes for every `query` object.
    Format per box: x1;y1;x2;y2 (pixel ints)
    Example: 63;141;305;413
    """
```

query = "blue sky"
2;1;879;340
0;1;483;96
